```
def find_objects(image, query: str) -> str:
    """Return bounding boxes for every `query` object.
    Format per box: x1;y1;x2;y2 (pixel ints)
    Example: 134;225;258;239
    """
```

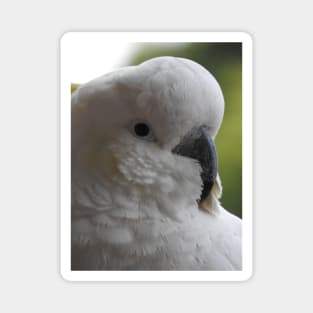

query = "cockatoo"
71;56;242;270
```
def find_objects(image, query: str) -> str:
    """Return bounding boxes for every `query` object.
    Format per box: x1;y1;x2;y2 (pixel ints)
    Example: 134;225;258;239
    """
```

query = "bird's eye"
134;123;150;137
129;120;155;141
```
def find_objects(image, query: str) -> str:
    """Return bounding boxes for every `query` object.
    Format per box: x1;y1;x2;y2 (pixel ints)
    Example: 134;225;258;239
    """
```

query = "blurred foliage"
128;43;242;217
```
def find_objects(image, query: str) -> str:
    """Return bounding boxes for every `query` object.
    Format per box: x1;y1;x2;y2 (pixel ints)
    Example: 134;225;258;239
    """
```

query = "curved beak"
172;126;218;203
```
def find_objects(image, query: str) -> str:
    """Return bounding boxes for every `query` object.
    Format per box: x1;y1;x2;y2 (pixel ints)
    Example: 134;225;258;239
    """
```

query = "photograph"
3;1;313;311
60;32;253;281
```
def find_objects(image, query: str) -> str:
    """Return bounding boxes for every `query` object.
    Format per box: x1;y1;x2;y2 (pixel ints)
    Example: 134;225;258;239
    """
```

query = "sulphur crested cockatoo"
71;56;242;270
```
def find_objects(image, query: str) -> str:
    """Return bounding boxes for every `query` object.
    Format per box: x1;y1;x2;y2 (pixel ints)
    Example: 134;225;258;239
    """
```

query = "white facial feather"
72;57;224;149
72;56;225;217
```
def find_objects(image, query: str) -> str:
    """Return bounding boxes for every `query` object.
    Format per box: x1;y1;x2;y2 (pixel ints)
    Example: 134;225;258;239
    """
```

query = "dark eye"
129;120;155;141
134;123;150;137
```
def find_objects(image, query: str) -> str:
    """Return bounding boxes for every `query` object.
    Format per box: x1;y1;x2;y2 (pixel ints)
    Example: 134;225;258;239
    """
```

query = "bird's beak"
172;126;218;204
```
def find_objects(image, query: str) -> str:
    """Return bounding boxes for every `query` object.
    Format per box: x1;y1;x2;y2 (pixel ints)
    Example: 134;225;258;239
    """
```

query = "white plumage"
71;56;242;270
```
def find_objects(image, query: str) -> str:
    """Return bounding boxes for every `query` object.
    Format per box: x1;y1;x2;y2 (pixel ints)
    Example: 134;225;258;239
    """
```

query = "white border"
60;32;253;282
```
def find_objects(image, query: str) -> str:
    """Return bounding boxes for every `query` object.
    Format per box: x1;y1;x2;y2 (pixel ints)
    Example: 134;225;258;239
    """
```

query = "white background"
0;1;312;312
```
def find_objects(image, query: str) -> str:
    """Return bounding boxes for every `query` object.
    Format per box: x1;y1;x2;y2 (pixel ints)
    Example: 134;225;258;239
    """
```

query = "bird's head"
72;57;224;217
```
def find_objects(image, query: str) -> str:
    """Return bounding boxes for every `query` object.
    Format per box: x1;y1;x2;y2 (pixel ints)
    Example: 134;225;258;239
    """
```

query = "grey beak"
172;126;218;203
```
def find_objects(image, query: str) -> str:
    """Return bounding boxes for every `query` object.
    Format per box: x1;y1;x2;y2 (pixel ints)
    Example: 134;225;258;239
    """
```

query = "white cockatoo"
71;56;242;270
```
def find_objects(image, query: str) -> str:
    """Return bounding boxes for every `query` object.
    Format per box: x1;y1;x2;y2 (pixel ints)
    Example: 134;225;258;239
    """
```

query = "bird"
71;56;242;271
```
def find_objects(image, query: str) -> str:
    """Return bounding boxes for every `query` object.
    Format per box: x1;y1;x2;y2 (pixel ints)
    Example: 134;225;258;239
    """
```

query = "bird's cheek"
91;146;119;177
